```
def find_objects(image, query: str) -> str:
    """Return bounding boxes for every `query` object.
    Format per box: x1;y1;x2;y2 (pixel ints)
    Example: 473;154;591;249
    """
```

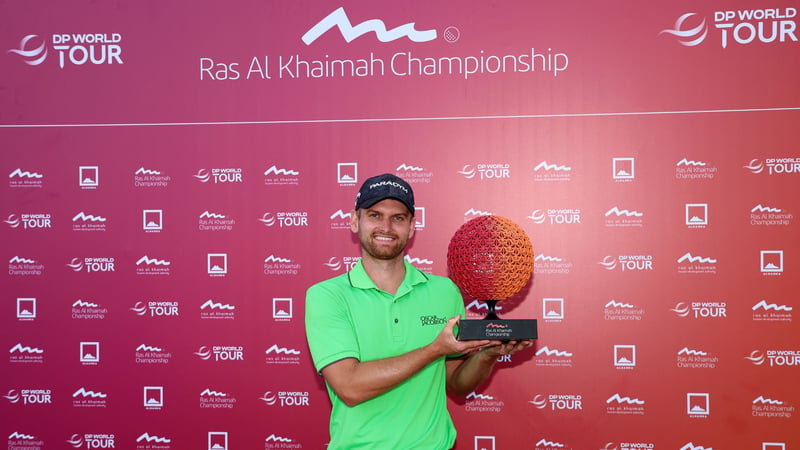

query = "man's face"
351;199;416;261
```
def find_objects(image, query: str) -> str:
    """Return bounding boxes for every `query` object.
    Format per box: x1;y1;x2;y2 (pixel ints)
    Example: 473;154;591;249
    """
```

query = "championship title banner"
3;2;798;125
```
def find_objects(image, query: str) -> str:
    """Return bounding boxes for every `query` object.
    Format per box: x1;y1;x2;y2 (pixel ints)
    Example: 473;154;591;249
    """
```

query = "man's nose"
378;216;394;230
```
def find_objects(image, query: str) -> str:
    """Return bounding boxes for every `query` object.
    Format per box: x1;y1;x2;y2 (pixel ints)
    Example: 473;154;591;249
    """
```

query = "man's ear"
350;209;359;233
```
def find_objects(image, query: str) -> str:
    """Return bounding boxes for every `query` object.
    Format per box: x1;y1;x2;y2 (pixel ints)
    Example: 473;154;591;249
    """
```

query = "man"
305;173;532;449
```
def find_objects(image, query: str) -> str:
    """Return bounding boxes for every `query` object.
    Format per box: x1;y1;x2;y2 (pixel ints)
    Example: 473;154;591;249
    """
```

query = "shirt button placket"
391;299;402;341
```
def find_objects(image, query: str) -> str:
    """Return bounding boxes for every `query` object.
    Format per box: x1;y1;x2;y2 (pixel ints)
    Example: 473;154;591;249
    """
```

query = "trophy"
447;215;538;340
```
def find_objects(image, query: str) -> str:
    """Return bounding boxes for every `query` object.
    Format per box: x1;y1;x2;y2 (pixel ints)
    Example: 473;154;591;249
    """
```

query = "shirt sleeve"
305;281;361;373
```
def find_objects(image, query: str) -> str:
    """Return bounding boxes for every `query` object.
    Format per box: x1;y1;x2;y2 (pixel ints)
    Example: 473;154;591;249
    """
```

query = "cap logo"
369;180;409;193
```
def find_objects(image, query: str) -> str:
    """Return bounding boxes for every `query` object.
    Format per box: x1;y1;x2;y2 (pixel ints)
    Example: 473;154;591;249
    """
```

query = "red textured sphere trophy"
447;215;538;341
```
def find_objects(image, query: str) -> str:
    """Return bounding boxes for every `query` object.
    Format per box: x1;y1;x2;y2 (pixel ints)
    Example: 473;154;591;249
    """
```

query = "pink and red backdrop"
2;0;799;449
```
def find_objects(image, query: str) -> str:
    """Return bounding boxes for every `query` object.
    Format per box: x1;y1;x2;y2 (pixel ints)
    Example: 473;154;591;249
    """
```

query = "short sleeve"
305;281;361;373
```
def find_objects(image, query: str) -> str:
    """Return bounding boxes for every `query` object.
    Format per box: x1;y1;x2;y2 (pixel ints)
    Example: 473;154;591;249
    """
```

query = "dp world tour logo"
194;168;243;184
259;390;310;407
4;388;52;404
662;9;798;48
5;214;51;229
67;257;115;273
324;256;360;272
8;35;48;65
195;345;244;362
745;158;800;175
660;13;708;46
599;255;653;272
747;349;800;367
67;434;115;449
302;7;437;45
458;164;510;180
9;33;123;68
529;393;583;411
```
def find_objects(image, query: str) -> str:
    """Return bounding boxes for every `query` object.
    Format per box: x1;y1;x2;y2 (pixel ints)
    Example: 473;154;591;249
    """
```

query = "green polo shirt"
305;259;466;449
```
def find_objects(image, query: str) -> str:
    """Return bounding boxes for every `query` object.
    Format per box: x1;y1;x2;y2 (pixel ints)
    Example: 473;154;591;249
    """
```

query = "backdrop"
2;1;799;449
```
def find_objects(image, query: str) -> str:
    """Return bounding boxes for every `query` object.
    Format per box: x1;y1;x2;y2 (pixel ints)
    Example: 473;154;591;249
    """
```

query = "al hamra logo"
302;7;437;45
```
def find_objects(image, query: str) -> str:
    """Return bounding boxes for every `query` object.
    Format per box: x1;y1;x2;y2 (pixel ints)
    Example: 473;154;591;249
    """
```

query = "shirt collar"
348;259;429;296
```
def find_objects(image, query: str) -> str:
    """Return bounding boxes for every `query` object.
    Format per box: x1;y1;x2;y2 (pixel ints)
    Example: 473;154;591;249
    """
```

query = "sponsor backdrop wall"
2;1;799;449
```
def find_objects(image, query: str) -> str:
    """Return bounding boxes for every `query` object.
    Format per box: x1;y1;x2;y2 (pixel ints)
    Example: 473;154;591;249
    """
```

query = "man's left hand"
479;340;534;358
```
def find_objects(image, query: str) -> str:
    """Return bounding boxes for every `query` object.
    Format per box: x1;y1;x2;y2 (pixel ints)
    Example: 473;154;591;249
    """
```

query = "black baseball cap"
354;173;415;215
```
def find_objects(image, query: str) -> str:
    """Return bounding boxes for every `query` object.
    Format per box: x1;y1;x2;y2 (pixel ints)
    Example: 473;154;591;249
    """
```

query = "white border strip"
1;107;799;128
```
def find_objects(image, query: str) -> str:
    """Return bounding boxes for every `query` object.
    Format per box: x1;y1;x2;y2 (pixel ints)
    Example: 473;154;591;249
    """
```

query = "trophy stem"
485;300;499;320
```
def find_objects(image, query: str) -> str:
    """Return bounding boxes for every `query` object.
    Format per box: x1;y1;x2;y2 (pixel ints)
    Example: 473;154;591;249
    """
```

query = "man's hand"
430;316;496;356
444;317;535;396
434;316;534;357
478;339;535;358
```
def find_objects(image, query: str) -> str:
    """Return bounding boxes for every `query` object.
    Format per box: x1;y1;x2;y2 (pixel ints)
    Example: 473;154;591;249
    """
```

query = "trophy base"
457;319;538;341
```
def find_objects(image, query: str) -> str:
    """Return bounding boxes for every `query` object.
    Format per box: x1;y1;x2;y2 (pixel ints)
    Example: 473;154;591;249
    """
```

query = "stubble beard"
360;233;407;261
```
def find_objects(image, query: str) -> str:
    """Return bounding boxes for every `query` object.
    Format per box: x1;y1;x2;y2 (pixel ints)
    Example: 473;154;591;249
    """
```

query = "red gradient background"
2;1;799;449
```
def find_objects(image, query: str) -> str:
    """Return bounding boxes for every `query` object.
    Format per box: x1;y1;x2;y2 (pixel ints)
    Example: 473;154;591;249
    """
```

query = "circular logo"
443;27;460;43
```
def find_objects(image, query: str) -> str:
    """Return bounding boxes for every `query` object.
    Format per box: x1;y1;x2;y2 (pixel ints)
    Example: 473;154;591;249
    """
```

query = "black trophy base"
457;319;538;341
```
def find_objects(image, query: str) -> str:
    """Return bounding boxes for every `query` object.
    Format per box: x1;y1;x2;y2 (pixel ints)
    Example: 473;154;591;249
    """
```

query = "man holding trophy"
305;173;534;449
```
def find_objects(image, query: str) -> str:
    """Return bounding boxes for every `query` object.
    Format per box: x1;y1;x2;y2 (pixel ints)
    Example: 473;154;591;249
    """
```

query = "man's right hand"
431;316;499;357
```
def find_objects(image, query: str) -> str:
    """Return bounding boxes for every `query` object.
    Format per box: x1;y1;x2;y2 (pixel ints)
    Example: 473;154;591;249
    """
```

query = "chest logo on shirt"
419;315;448;326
